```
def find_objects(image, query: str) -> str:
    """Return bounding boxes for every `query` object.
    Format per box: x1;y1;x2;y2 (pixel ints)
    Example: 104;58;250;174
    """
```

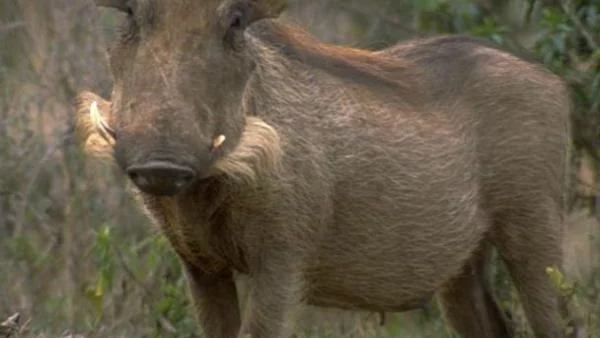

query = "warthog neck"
137;179;251;275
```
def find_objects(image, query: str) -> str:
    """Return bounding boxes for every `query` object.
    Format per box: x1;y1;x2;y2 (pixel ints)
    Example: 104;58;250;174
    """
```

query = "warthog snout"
126;160;197;196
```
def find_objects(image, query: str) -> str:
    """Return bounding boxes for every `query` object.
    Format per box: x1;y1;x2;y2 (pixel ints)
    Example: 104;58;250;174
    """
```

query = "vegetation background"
0;0;598;337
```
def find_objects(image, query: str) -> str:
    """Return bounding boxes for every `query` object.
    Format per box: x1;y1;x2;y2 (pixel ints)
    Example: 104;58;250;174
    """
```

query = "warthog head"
77;0;285;196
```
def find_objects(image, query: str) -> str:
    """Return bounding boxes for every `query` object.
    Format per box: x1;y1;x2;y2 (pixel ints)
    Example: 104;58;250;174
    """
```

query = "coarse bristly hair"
245;19;423;103
212;116;283;186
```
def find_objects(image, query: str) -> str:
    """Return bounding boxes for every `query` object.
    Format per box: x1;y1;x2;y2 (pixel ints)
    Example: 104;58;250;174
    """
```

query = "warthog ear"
75;91;116;161
223;0;285;46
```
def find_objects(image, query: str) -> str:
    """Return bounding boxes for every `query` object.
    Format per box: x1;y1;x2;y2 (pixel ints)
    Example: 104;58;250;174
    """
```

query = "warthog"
75;0;574;337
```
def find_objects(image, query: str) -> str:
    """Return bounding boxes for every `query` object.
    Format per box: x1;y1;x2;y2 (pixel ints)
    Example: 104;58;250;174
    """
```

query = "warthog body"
76;1;573;337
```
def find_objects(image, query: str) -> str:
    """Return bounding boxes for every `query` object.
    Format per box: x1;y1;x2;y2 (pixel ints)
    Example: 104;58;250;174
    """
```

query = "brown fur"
246;20;418;95
76;1;576;337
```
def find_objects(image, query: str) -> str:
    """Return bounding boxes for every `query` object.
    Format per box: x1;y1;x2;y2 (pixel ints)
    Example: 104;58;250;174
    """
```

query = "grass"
0;0;599;337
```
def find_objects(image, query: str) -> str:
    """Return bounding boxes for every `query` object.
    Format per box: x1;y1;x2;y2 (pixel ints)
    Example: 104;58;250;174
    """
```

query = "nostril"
179;170;193;180
128;171;150;189
179;172;195;184
173;177;191;190
128;171;139;181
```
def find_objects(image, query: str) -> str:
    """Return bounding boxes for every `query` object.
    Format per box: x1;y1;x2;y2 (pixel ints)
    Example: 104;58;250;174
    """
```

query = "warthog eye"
228;4;249;30
125;0;134;16
223;3;250;48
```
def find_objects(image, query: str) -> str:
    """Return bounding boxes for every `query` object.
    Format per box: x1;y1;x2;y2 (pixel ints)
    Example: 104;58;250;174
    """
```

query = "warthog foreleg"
438;243;513;338
184;262;241;338
237;250;306;338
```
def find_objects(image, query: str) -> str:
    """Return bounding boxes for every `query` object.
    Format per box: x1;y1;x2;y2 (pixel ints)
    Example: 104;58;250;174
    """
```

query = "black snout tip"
126;161;196;196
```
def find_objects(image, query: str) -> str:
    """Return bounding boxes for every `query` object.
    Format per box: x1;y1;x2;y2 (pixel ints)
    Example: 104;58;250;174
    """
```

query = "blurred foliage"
0;0;599;337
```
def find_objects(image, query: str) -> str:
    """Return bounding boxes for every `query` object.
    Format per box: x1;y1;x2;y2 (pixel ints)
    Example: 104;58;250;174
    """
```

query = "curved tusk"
90;101;116;142
213;134;226;150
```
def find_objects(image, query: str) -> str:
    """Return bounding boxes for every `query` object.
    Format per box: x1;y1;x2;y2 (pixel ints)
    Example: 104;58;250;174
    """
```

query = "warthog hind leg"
438;243;513;338
493;197;568;338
